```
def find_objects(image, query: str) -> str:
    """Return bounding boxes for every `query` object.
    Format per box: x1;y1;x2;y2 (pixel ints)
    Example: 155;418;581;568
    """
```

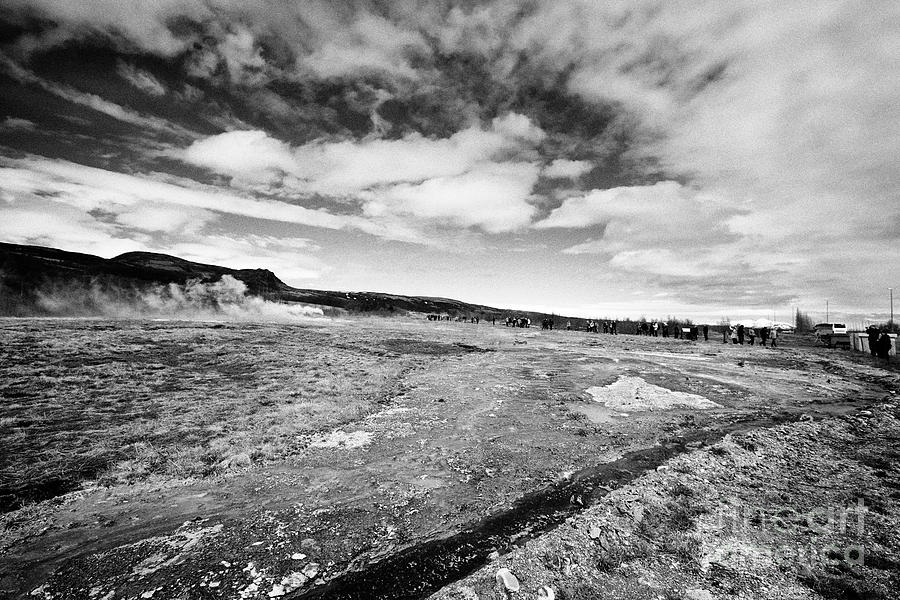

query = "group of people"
582;320;618;334
427;314;489;324
725;324;778;347
506;316;532;328
866;325;895;360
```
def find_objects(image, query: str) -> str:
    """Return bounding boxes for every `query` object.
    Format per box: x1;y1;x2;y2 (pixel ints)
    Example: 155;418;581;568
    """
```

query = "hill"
0;242;564;323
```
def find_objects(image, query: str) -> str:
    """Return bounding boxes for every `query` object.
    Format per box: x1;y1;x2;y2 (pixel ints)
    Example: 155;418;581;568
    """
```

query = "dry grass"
0;319;406;510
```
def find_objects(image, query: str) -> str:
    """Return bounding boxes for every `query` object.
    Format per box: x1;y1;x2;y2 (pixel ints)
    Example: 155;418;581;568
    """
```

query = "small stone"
301;563;320;579
291;553;307;560
537;586;556;600
495;568;520;592
685;589;714;600
589;525;602;539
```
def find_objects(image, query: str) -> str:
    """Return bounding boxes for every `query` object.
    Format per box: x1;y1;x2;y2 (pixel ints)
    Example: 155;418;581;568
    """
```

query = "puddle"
585;376;721;411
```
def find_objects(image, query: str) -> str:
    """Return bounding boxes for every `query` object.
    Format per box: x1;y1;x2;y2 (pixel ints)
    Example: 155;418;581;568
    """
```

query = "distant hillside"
0;242;567;323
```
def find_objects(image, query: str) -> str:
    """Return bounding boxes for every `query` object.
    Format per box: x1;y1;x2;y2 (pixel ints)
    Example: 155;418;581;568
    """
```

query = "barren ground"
0;317;897;600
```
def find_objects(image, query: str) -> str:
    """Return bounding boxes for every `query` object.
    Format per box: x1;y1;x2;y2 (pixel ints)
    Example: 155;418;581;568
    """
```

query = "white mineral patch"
309;430;373;449
586;376;721;411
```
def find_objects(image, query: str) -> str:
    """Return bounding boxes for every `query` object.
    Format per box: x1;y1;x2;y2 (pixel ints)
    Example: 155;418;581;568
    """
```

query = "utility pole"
890;287;894;331
826;299;829;323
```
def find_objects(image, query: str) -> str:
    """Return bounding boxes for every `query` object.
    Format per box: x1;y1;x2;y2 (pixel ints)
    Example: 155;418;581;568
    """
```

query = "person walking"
770;326;778;348
737;324;745;345
748;327;756;346
703;325;709;341
730;326;738;344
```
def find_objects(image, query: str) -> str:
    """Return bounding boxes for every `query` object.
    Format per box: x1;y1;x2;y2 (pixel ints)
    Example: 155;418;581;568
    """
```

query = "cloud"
300;11;430;80
536;181;739;244
3;0;209;57
0;52;195;138
361;162;540;233
178;113;545;233
182;130;296;185
542;159;593;180
0;154;354;232
1;117;35;130
116;61;167;96
2;1;898;318
182;113;545;193
168;236;325;283
0;204;146;257
111;203;214;234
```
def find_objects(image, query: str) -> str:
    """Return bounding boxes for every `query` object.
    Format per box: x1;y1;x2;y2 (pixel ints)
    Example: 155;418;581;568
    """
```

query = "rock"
589;525;602;539
685;589;714;600
495;567;520;592
301;563;320;579
537;586;555;599
488;550;501;561
291;553;307;560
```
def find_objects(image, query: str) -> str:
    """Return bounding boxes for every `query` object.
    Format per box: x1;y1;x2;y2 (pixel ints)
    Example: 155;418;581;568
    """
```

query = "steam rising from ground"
34;275;325;321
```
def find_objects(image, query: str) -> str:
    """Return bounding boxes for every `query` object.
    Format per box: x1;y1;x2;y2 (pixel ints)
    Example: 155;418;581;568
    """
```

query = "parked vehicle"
814;323;850;348
814;323;848;335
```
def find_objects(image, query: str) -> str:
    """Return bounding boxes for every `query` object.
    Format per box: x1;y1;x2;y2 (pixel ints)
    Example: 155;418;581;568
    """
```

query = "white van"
814;323;848;335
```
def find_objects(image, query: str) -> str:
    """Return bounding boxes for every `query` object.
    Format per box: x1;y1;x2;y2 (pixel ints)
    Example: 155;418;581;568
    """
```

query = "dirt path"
1;318;894;599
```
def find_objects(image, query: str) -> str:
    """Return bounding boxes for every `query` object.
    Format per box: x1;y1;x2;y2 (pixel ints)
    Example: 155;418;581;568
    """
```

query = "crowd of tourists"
724;324;778;347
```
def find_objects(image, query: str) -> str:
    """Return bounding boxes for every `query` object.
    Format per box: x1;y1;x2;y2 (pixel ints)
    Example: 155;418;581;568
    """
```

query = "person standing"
866;325;880;357
730;326;738;344
748;327;756;346
876;332;892;360
703;325;709;341
737;324;745;345
770;326;778;348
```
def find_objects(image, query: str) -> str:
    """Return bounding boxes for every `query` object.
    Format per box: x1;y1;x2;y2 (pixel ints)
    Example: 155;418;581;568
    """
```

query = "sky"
0;1;897;324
